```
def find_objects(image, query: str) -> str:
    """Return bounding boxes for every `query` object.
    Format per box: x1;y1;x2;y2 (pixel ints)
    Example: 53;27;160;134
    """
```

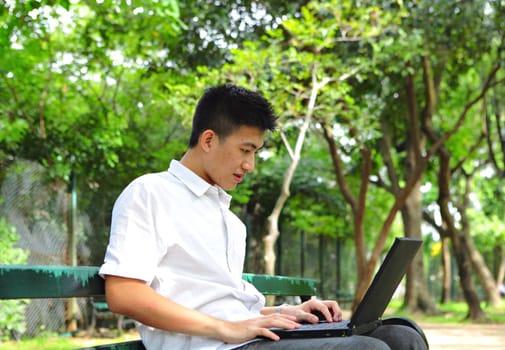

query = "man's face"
203;125;264;191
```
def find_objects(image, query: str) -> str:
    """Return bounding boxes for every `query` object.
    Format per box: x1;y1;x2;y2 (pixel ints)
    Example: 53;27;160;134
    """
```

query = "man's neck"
179;150;209;185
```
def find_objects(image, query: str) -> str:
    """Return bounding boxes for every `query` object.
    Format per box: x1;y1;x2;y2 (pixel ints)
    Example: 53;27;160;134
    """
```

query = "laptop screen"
350;237;422;327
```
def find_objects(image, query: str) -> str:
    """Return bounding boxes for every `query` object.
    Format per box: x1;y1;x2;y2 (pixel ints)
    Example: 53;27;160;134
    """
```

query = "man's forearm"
104;275;227;339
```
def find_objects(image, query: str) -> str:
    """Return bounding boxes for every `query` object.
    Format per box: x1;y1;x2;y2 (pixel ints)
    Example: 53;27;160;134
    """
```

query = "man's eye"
241;148;252;154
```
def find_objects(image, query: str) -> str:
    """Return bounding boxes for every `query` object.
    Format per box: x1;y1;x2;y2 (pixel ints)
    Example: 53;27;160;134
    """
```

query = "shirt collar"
168;160;232;206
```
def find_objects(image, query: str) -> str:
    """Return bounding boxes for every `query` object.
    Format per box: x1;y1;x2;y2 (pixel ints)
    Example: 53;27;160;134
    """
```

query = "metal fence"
1;160;91;336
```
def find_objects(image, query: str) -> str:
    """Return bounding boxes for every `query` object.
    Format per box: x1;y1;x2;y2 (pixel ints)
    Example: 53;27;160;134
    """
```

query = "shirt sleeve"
99;178;161;283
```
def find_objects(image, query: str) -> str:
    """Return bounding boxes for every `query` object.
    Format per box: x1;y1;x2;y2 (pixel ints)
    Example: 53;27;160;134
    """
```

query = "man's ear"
199;129;217;152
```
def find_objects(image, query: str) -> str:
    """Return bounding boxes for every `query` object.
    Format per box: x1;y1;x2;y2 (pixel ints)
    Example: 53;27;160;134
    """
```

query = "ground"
421;322;505;350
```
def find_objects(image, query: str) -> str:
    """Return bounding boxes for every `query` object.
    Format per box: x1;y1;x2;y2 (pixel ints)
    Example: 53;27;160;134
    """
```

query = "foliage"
170;0;308;69
0;0;192;264
468;206;505;254
0;218;29;341
199;0;393;233
0;218;29;264
0;0;189;180
0;0;317;265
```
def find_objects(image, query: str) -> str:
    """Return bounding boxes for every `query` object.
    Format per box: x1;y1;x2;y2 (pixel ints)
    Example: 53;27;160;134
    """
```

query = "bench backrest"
0;265;317;300
0;265;317;350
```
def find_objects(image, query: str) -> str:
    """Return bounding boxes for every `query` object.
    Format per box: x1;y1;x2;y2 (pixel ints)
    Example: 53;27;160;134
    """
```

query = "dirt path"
420;323;505;350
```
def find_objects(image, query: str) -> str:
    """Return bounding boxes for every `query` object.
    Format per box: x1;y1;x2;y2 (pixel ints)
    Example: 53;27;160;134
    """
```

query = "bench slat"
0;265;317;299
242;273;317;298
77;339;146;350
0;265;104;299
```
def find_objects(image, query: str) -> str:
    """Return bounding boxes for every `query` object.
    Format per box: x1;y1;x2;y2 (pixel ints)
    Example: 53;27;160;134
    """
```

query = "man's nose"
242;155;255;172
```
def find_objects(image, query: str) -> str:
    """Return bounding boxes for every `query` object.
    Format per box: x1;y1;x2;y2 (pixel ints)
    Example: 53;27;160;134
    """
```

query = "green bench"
0;265;318;350
335;290;354;309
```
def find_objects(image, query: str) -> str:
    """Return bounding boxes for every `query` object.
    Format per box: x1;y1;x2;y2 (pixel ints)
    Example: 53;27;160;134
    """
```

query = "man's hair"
188;84;278;147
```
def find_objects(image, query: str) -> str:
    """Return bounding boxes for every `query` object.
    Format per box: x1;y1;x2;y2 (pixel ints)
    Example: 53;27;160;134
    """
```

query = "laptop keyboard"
299;320;350;330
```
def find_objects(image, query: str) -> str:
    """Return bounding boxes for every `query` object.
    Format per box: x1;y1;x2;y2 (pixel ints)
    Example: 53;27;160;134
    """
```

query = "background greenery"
0;219;29;340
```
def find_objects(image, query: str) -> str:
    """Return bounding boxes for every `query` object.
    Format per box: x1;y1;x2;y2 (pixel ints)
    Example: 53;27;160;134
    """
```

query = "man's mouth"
233;174;244;183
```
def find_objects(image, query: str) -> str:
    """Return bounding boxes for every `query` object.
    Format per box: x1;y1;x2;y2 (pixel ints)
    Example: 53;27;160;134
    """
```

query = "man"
100;84;428;349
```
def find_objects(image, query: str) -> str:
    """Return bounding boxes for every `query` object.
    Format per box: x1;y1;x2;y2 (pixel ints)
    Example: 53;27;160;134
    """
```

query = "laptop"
271;237;422;338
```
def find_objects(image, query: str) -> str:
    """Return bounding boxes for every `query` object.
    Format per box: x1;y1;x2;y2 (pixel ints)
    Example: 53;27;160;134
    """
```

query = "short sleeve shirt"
99;160;265;350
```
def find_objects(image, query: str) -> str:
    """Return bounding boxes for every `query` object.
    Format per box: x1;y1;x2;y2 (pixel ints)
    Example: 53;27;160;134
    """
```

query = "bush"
0;217;29;341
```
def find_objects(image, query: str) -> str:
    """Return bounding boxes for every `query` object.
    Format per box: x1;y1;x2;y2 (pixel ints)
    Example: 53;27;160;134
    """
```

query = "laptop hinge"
350;319;383;335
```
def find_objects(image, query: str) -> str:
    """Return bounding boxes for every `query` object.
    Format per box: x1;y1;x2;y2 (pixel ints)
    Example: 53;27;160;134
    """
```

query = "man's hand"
216;314;300;343
277;299;343;324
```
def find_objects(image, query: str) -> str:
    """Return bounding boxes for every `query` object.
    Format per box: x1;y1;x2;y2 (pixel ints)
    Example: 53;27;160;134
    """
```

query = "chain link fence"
1;160;91;337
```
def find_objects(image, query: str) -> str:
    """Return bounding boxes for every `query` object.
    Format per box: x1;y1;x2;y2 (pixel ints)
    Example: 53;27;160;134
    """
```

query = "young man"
100;84;428;350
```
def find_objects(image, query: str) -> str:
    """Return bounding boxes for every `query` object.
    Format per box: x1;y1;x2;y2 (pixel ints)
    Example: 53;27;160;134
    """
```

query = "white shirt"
99;160;265;350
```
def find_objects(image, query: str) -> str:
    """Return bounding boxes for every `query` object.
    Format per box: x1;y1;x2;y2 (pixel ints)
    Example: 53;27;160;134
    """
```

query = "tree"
199;1;427;309
411;0;505;316
264;65;331;280
423;64;504;317
0;0;186;330
334;0;505;318
197;1;366;285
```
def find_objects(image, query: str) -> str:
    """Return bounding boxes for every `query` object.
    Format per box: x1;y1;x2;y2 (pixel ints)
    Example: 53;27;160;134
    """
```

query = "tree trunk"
64;175;78;332
462;230;502;306
400;72;439;313
495;245;505;286
263;68;331;279
321;121;369;310
375;70;438;314
437;149;485;320
451;234;486;320
440;236;452;303
457;175;502;307
401;202;438;314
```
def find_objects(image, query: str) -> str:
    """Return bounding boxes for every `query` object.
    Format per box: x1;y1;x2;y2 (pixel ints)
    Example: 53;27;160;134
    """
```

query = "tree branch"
279;130;294;160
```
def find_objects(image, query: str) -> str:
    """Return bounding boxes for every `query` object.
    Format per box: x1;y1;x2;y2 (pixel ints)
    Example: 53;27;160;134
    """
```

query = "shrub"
0;218;29;341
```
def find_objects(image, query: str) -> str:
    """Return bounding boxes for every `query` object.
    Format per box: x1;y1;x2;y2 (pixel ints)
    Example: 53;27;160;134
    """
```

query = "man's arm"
105;275;299;343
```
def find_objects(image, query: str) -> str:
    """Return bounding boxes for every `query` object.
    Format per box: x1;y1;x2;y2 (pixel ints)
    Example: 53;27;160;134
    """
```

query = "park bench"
0;265;318;350
335;290;354;309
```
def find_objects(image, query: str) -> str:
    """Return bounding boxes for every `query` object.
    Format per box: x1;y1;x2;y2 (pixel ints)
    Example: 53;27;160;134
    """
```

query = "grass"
2;301;504;349
386;299;505;324
0;331;140;350
1;336;89;350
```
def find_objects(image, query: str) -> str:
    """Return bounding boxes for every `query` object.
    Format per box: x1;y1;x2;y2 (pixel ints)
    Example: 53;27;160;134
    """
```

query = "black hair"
188;84;277;147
